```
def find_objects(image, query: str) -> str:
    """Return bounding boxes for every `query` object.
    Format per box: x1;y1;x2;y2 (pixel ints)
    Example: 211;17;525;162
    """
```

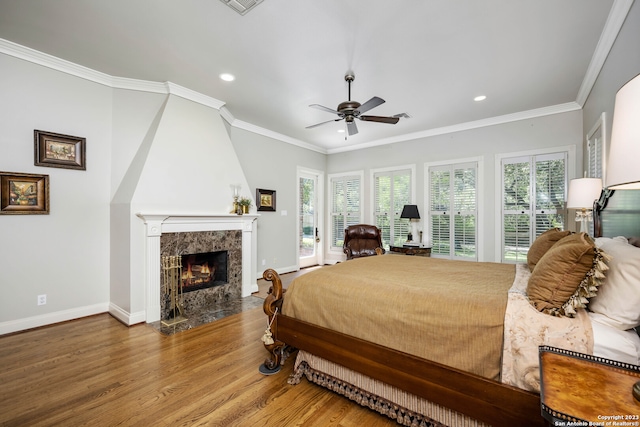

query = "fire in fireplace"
181;250;228;292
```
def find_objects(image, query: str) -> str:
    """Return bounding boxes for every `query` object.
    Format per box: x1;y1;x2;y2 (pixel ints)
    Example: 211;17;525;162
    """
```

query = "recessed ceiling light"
474;95;487;102
338;129;345;133
220;73;235;82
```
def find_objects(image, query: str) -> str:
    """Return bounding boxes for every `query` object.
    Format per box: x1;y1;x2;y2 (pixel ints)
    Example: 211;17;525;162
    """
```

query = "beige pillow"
527;233;608;317
527;228;572;272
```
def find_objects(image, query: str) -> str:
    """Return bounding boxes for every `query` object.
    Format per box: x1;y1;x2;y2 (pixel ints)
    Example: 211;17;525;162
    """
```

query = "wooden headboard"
593;189;640;246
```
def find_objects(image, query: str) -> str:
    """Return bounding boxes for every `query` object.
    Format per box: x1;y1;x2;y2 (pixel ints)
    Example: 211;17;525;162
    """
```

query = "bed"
261;189;640;427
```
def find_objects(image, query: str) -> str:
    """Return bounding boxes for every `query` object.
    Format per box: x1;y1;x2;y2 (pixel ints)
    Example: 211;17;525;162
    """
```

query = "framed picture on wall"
34;130;86;170
0;171;50;215
256;188;276;212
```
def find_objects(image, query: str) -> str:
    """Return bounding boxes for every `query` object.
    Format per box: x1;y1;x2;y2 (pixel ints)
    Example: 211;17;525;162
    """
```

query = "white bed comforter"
501;263;594;392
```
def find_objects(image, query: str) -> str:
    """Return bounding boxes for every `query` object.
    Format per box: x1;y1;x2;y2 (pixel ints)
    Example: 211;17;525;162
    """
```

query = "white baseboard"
0;303;110;335
108;303;146;326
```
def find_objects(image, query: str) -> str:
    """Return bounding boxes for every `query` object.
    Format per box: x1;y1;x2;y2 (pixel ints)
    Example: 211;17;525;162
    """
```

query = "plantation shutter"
429;167;451;256
429;162;477;259
330;175;361;249
453;166;477;259
501;153;567;263
587;135;603;179
374;169;411;249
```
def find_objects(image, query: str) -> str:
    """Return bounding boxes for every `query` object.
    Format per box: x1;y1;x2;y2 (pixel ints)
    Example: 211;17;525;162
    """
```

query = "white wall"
0;53;112;332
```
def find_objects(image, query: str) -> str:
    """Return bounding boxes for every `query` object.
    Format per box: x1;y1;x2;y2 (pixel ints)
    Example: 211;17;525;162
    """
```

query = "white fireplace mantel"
136;213;259;323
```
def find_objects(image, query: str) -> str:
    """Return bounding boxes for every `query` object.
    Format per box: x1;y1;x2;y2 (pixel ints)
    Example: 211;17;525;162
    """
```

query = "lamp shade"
607;74;640;189
400;204;420;219
566;178;602;209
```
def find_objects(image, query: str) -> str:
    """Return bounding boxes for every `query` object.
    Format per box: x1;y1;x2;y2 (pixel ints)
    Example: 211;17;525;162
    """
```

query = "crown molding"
219;106;327;154
327;102;582;154
0;38;113;87
0;38;226;110
575;0;634;106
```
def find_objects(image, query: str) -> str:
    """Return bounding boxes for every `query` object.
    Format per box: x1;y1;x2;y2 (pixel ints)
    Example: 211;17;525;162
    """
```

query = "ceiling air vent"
219;0;263;15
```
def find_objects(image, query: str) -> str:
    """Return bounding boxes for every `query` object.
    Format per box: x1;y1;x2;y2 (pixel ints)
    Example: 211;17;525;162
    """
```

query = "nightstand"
539;346;640;425
389;245;431;257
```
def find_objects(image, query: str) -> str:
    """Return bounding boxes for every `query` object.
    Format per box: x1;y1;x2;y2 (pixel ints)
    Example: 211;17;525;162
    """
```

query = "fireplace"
181;250;228;292
135;213;258;324
159;229;243;322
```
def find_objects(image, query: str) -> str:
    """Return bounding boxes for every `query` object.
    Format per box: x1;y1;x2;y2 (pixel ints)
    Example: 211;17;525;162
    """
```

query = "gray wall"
229;125;326;274
327;111;583;262
583;0;640;182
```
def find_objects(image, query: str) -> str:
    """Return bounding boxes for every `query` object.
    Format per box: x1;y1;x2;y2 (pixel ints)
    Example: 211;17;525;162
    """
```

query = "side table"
539;345;640;425
389;245;431;257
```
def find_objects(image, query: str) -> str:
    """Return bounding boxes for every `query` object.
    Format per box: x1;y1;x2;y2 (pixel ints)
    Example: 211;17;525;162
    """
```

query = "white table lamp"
567;178;602;233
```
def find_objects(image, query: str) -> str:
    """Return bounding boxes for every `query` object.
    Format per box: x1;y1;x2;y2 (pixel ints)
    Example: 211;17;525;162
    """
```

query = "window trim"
494;145;576;262
327;170;364;254
425;156;484;261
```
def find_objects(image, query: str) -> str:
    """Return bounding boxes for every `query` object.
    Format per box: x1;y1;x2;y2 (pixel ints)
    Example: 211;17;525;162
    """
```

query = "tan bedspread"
282;255;515;380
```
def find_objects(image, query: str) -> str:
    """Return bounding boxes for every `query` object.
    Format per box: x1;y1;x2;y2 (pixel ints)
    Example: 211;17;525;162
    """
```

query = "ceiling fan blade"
309;104;339;114
306;118;342;129
357;96;385;114
359;115;400;124
346;119;358;136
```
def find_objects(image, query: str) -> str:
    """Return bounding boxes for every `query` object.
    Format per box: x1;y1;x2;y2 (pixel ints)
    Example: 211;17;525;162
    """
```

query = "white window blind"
501;152;566;263
587;134;603;179
429;163;477;260
374;169;411;248
330;175;361;249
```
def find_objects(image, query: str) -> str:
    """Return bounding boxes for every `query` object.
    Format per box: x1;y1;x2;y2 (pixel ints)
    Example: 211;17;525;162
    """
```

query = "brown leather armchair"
343;224;386;260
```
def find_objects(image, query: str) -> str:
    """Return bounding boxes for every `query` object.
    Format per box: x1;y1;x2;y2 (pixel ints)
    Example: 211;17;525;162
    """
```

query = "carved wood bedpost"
259;269;288;374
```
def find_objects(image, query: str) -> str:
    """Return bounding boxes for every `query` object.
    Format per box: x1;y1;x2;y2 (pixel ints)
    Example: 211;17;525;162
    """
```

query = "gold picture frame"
256;188;276;212
0;171;50;215
34;130;86;170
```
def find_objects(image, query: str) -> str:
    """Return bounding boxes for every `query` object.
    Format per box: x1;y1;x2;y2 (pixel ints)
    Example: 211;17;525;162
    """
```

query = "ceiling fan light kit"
307;73;403;137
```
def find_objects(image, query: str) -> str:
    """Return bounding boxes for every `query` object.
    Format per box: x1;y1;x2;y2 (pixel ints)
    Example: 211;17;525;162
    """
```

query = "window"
329;173;362;249
501;152;567;263
373;168;412;249
429;162;477;260
587;113;606;180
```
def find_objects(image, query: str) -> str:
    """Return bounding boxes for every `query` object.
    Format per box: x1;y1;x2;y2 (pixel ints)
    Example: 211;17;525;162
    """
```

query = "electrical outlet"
37;294;47;305
262;259;266;266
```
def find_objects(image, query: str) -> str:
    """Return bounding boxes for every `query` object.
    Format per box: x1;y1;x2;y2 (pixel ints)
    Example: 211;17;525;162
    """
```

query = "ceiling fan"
306;73;402;137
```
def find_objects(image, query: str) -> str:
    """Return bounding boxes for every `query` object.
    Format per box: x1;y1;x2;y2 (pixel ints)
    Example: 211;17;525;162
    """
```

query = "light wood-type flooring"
0;268;398;426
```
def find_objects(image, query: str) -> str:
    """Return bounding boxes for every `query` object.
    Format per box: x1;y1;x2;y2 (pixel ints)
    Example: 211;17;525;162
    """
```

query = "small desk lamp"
400;204;420;242
566;177;602;233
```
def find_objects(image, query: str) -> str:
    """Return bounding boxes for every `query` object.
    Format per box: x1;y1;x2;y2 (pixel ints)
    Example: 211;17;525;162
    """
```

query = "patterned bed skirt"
291;350;489;427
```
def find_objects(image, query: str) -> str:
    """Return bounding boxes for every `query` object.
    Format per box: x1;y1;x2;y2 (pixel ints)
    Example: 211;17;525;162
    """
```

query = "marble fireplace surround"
137;213;259;323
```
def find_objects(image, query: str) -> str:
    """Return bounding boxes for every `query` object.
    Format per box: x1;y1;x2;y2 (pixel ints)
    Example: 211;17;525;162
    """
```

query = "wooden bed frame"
261;189;640;427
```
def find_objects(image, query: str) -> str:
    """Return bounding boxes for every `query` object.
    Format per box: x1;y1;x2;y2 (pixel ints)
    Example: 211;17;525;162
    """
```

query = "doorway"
298;168;324;268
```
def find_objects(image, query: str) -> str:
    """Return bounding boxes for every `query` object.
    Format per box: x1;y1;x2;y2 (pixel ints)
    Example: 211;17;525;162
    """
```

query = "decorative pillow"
527;228;572;272
589;237;640;330
527;232;609;317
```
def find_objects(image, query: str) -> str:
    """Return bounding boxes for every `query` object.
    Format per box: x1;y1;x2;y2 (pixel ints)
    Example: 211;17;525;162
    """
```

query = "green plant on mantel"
238;197;252;207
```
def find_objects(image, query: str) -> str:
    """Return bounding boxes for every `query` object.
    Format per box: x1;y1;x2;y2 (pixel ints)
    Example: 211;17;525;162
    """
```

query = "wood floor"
0;303;398;426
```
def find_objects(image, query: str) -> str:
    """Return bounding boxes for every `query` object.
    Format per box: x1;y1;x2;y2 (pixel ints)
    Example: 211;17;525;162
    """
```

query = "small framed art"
0;171;50;215
256;188;276;212
34;130;86;170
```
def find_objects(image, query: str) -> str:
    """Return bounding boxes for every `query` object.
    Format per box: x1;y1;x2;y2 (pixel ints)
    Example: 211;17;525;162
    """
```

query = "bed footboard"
260;269;290;373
